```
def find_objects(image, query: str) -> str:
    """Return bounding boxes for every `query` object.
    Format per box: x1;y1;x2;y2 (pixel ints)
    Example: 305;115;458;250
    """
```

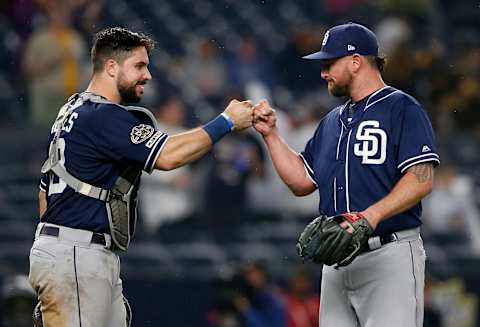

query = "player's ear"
351;54;362;72
105;59;118;78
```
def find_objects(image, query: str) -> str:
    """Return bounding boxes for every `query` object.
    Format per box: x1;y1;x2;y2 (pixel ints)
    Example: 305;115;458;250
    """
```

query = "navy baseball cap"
303;22;379;60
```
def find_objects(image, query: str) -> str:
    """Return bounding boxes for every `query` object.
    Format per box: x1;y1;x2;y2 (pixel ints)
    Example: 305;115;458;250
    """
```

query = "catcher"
29;27;256;326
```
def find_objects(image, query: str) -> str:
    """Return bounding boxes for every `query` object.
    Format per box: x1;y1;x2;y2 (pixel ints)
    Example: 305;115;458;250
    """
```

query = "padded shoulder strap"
82;92;158;129
41;92;112;201
40;93;146;201
125;106;159;130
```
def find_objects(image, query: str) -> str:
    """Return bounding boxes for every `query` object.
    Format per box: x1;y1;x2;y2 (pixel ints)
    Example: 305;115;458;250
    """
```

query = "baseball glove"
296;212;374;268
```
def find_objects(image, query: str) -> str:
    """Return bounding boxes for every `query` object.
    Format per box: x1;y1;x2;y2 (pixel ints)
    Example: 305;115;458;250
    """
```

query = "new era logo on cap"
322;31;330;46
348;44;356;51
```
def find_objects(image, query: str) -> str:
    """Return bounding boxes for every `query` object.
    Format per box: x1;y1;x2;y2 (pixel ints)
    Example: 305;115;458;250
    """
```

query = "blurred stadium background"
0;0;479;326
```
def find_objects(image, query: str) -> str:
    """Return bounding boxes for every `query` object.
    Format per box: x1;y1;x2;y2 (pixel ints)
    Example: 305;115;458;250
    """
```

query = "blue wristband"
220;113;235;131
203;114;232;143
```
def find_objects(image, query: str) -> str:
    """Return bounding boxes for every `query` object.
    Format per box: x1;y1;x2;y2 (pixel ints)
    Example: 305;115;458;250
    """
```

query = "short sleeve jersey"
300;86;440;236
39;94;169;233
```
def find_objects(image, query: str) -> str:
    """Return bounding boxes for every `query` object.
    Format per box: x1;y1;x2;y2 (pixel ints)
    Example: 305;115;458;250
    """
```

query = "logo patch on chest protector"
130;124;154;144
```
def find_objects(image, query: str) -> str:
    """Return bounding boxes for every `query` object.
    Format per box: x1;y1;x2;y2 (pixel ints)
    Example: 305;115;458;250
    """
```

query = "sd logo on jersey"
130;124;154;144
354;120;387;164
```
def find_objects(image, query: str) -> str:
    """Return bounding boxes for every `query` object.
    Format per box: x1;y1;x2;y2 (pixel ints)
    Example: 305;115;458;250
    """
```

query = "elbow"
292;188;307;197
155;155;181;171
162;161;178;171
416;180;433;200
289;185;312;197
422;180;434;197
156;160;178;171
287;178;316;197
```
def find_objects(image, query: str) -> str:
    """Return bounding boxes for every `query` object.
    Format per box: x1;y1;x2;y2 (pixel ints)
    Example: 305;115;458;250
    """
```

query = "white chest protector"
41;92;158;251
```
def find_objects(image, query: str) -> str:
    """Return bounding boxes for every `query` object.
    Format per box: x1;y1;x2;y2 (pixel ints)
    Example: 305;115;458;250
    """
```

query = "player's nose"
144;68;152;81
321;69;329;80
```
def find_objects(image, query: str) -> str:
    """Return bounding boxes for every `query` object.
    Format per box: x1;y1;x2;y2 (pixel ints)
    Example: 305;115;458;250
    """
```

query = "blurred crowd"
1;0;480;326
209;262;319;327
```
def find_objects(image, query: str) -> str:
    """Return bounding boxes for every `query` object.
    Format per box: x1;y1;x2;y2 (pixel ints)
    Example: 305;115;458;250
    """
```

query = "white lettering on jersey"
354;120;387;164
146;131;164;148
48;138;67;195
130;124;154;144
51;99;82;134
62;112;78;133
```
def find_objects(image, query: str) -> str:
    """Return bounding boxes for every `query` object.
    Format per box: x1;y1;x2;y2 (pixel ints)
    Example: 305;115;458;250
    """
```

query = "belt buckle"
391;233;398;242
367;236;382;251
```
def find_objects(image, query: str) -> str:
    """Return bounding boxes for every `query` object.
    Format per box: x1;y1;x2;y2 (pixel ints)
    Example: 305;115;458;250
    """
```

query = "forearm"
155;100;253;171
155;128;213;170
362;163;434;228
264;130;315;196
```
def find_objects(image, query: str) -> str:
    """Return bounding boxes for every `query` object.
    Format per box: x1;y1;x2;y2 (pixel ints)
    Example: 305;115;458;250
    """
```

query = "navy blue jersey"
39;95;168;233
300;86;439;236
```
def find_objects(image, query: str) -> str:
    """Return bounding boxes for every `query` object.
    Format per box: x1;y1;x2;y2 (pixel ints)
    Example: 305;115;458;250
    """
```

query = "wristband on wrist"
220;113;235;131
202;114;232;143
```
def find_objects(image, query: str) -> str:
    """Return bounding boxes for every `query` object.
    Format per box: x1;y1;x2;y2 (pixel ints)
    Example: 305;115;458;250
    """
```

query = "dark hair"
366;56;387;73
91;27;154;72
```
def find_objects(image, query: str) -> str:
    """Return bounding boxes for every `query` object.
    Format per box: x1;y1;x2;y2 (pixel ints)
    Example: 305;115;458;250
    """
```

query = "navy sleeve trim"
299;153;318;188
39;179;47;192
398;153;440;173
144;134;169;173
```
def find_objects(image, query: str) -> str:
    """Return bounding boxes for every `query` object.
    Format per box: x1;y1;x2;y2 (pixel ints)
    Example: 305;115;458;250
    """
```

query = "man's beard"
117;74;144;104
328;82;349;97
327;74;352;97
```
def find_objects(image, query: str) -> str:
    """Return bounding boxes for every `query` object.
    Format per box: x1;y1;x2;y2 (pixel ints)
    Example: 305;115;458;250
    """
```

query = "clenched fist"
223;99;254;131
253;99;277;137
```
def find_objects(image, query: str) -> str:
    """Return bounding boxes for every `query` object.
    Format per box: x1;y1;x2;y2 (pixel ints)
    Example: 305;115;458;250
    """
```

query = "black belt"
361;232;398;253
40;225;107;246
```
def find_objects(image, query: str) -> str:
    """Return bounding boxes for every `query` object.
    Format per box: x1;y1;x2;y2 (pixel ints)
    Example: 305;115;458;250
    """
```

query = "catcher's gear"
41;93;150;251
296;212;374;268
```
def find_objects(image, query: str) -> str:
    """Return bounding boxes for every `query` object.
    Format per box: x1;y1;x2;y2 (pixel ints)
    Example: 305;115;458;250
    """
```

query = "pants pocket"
29;245;56;290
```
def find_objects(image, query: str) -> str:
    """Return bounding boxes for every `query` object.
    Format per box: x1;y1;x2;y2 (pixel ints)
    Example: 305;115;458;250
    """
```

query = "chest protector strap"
41;92;157;251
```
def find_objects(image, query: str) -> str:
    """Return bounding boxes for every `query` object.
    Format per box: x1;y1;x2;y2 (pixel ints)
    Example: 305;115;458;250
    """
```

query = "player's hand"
359;209;380;230
223;99;254;130
296;212;373;269
253;99;277;137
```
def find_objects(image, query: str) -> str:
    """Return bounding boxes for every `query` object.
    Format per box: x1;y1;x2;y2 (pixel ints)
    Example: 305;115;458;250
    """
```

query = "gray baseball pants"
319;228;425;327
29;223;128;327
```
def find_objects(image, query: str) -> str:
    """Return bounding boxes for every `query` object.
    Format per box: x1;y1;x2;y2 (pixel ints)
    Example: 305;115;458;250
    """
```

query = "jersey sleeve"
394;98;440;173
39;174;48;192
91;105;169;173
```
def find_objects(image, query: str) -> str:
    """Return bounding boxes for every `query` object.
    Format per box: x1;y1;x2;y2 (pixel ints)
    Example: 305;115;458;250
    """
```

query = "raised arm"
253;100;316;196
155;100;253;170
